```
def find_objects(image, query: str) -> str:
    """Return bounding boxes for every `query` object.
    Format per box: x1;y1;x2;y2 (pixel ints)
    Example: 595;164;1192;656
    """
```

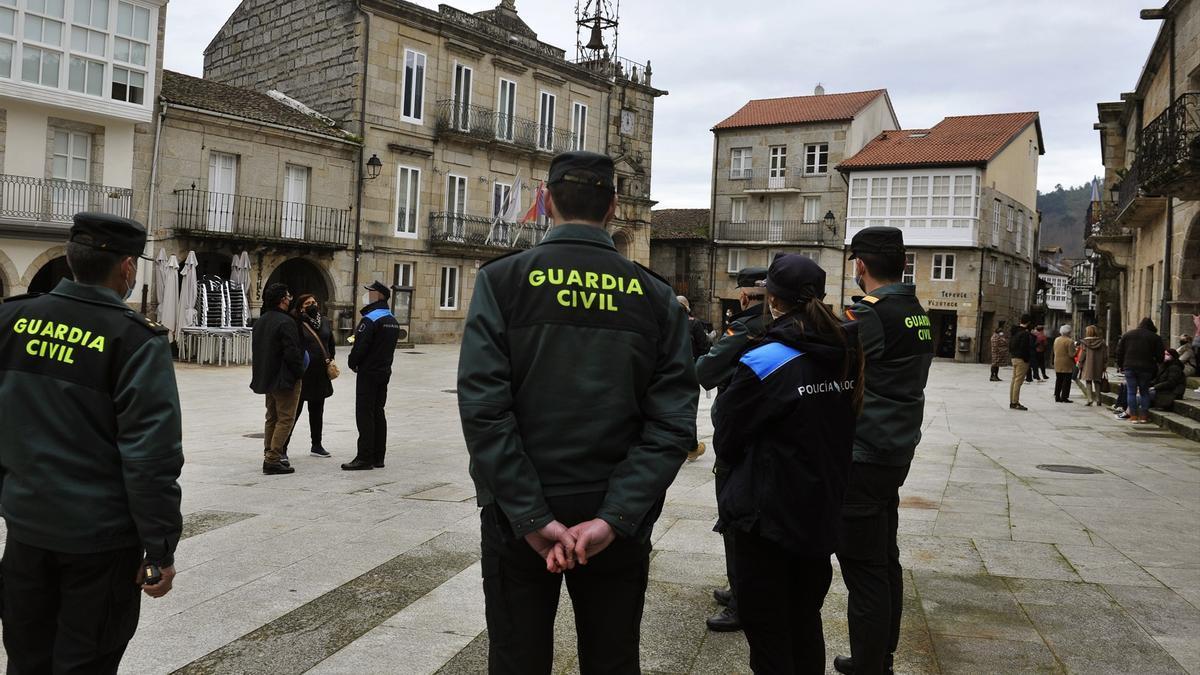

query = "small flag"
521;182;547;223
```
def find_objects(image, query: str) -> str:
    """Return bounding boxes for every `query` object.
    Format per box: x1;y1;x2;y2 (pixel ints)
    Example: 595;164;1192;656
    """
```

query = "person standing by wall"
0;214;182;672
342;281;400;471
989;322;1008;382
1008;316;1034;411
834;227;934;675
1077;325;1108;406
251;282;305;475
1116;318;1165;424
714;254;863;673
1034;324;1049;381
1052;325;1076;403
293;294;335;458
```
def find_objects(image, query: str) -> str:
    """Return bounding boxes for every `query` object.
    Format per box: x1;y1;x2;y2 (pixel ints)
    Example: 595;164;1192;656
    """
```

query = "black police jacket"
250;308;304;394
457;224;698;540
714;316;861;556
347;300;400;375
0;280;183;566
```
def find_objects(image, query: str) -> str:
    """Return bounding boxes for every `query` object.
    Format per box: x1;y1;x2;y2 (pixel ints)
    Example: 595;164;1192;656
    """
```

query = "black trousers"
836;462;910;675
733;530;832;674
1054;372;1073;401
989;365;1000;379
714;459;738;611
1038;351;1049;378
354;372;389;465
1;538;142;675
480;494;651;674
296;397;326;446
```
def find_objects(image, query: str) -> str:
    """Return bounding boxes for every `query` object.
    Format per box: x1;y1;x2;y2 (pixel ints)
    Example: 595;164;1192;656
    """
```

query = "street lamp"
364;153;382;181
822;210;836;232
1108;183;1120;203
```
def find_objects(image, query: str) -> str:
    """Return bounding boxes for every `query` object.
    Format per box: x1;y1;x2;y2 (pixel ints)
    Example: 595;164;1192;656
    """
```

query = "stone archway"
22;246;71;294
1177;211;1200;332
265;257;334;306
21;245;68;289
0;248;18;298
611;230;631;259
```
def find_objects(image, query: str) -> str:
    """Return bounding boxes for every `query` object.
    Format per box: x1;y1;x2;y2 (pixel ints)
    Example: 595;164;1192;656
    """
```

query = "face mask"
362;292;371;306
123;268;136;301
853;262;866;293
305;305;319;318
769;303;784;320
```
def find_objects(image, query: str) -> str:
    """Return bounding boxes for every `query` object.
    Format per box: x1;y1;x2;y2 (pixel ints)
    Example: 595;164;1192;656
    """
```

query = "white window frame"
804;143;828;175
803;195;821;224
931;252;956;281
989;257;997;285
1003;260;1011;287
843;171;979;236
491;180;511;220
768;145;787;181
496;77;516;142
393;261;413;289
727;248;746;274
537;90;556;151
730;197;746;224
401;48;426;124
438;265;460;310
991;199;1001;246
571;101;587;151
450;60;472;132
1006;204;1014;232
902;252;916;285
394;164;421;238
730;147;752;179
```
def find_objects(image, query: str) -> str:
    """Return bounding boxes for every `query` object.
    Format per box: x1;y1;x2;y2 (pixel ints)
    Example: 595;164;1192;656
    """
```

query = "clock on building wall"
620;110;636;135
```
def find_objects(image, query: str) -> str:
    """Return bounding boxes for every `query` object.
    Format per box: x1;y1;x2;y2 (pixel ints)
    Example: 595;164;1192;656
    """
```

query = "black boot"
713;588;732;607
705;606;741;632
263;461;295;475
833;654;894;675
341;459;374;471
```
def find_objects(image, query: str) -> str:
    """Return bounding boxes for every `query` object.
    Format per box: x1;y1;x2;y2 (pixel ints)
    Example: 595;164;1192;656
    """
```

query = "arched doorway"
1178;212;1200;332
612;230;631;259
266;258;331;305
28;256;73;293
195;251;233;280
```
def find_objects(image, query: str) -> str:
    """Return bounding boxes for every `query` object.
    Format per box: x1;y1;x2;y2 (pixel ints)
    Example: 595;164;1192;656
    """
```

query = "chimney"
814;83;825;96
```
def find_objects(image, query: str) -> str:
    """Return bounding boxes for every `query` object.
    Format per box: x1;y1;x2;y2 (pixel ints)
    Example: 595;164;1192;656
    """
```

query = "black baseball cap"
69;212;150;259
548;151;615;191
848;226;905;259
735;266;768;290
364;280;391;300
766;254;827;303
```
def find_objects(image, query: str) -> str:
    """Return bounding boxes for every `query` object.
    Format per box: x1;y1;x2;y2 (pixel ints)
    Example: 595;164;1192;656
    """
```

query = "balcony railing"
173;188;351;249
742;170;806;191
1070;261;1096;290
715;220;833;244
428;212;549;251
0;174;132;226
434;100;578;154
572;56;653;86
1138;92;1200;197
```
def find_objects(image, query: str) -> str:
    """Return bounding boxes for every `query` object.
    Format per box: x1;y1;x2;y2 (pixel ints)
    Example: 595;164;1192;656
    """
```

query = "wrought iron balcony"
173;188;351;249
1112;158;1166;228
428;212;549;252
1085;200;1129;238
742;170;806;192
434;100;578;155
0;174;132;230
714;220;834;244
1138;92;1200;199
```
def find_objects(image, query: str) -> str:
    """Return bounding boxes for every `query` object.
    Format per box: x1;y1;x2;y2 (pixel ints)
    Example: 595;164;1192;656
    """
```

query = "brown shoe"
687;442;706;462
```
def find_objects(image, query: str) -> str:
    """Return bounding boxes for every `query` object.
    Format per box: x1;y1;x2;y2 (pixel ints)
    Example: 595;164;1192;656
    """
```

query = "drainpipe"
976;248;986;363
352;2;372;313
142;100;167;315
1161;15;1176;332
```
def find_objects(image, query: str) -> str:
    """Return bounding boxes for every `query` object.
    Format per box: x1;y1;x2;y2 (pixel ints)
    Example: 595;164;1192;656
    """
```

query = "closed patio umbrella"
154;248;167;320
161;254;179;340
178;251;198;329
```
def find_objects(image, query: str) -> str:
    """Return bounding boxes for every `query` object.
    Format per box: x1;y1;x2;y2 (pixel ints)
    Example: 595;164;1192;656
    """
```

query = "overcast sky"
165;0;1161;209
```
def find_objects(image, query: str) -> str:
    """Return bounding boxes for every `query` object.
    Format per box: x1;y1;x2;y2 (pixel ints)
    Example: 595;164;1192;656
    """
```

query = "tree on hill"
1036;183;1091;258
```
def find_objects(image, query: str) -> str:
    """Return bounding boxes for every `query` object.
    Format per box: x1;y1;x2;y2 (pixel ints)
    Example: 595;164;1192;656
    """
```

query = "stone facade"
201;0;665;343
648;208;712;322
1091;0;1200;340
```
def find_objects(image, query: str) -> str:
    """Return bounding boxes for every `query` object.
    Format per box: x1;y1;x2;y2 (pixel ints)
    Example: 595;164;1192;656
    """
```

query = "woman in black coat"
292;294;335;457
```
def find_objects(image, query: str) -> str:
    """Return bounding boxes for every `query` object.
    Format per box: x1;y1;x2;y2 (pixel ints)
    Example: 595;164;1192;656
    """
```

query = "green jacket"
0;280;183;565
844;283;933;466
696;303;767;392
457;224;698;539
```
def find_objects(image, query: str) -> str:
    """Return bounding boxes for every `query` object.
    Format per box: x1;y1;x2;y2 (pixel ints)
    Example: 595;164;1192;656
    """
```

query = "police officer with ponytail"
714;253;864;673
0;214;183;673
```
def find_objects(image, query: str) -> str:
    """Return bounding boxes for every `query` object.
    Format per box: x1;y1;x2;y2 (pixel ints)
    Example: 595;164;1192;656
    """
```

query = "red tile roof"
838;112;1043;171
713;89;888;131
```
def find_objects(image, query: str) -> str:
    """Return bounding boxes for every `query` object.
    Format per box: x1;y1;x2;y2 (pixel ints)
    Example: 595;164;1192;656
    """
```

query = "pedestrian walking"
1149;349;1187;411
1077;325;1108;406
292;294;335;458
342;281;401;471
457;151;698;674
1052;325;1076;403
714;254;864;673
1008;316;1035;410
989;322;1008;381
0;214;183;673
250;282;305;475
677;295;709;462
1116;318;1164;424
695;265;770;634
834;227;934;675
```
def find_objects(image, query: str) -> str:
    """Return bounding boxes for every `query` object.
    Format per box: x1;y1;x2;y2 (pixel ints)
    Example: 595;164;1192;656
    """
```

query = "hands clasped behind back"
525;518;616;573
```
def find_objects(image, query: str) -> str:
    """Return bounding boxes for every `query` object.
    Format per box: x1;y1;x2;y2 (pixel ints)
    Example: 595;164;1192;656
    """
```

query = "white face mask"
362;292;372;306
769;303;784;320
123;264;136;301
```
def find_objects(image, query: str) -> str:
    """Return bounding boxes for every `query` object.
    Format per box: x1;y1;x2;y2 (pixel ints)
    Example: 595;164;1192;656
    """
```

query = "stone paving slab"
0;350;1189;674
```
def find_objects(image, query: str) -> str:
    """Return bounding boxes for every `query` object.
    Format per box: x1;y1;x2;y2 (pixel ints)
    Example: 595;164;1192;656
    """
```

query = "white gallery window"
67;54;101;94
1003;260;1011;287
538;91;556;151
439;266;459;310
496;78;516;141
727;248;746;274
401;49;426;123
988;257;997;284
804;143;828;175
902;253;916;284
730;197;746;223
769;145;787;179
571;102;587;151
1007;204;1014;232
803;196;821;223
730;147;751;179
932;253;956;281
110;65;141;103
394;165;420;237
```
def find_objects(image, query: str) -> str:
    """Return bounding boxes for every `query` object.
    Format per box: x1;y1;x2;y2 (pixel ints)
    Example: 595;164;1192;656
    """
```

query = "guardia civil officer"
694;265;768;633
834;227;934;675
457;151;698;674
342;280;401;471
0;213;183;673
715;253;863;673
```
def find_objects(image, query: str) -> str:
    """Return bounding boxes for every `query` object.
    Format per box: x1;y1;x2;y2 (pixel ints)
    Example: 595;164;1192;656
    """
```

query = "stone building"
1090;0;1199;341
1036;249;1074;334
649;208;712;323
0;0;166;299
151;70;361;334
201;0;665;342
707;87;898;320
839;112;1045;362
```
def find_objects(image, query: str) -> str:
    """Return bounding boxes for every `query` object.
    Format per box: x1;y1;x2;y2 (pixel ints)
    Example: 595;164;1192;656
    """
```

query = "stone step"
1098;391;1200;443
1171;397;1200;424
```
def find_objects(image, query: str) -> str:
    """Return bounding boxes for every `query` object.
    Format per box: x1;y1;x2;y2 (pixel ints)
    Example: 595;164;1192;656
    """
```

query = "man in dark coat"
342;281;400;471
251;282;305;475
1116;317;1165;422
1008;315;1035;411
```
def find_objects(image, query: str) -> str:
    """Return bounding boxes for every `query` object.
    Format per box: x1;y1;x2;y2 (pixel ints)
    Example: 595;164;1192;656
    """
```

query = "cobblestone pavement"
2;345;1198;673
